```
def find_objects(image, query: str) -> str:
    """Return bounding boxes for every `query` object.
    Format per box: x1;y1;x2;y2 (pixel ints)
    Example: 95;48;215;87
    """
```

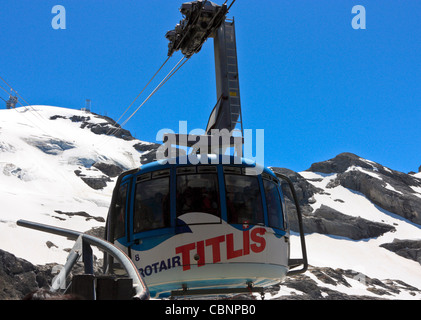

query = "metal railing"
17;219;150;300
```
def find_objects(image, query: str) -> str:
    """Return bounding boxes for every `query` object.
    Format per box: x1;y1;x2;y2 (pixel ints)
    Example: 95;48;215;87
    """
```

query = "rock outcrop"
266;266;421;300
270;166;396;240
307;153;421;225
3;247;419;300
0;249;52;300
67;113;135;141
380;239;421;265
304;205;395;240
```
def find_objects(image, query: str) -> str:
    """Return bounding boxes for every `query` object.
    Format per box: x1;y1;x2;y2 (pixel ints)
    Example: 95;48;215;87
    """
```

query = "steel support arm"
16;219;150;300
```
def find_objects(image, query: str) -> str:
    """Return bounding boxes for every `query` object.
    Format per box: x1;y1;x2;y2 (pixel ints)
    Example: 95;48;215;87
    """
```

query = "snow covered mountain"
1;106;420;300
270;153;421;299
0;105;159;265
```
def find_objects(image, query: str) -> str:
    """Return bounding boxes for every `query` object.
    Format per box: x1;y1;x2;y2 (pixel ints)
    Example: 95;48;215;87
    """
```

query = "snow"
290;233;421;288
384;182;403;194
347;165;382;179
1;105;420;299
297;170;421;298
410;185;421;199
0;106;143;264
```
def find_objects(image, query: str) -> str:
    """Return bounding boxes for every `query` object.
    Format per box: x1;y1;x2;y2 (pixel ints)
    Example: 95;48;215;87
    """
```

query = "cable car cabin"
105;155;306;298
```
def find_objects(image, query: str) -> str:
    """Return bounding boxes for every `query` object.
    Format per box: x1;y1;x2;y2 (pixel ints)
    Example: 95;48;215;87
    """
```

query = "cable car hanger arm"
164;0;244;155
272;171;309;276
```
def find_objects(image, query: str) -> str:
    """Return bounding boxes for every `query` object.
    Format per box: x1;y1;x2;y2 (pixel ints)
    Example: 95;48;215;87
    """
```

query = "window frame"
262;177;286;231
113;182;128;241
223;167;265;226
175;166;222;226
133;170;171;234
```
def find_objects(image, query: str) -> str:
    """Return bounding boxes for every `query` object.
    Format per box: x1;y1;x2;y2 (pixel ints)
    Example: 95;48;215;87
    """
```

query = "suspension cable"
0;74;47;123
0;83;23;109
105;56;171;136
227;0;237;11
0;83;11;97
104;56;189;142
122;56;188;127
0;83;56;137
0;75;31;107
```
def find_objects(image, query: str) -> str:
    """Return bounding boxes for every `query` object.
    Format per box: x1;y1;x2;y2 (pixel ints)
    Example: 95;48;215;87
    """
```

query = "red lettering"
250;228;266;253
175;228;267;272
205;235;225;263
243;229;250;256
226;233;243;259
175;243;196;271
196;240;205;267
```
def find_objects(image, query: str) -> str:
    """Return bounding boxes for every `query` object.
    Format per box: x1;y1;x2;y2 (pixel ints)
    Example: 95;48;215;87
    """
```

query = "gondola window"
263;179;285;230
114;184;128;240
225;174;264;225
176;173;220;218
134;177;170;233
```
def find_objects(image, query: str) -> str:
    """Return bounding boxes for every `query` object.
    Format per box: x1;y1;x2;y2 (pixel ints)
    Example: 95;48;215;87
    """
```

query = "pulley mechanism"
165;0;228;58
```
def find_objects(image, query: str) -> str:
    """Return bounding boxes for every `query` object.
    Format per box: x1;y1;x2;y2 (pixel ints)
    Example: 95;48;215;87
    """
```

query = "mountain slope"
0;106;158;265
271;153;421;299
0;106;420;300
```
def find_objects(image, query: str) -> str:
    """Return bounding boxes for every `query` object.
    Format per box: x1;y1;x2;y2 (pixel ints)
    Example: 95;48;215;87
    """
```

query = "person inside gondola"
182;187;194;212
201;188;217;214
134;195;154;231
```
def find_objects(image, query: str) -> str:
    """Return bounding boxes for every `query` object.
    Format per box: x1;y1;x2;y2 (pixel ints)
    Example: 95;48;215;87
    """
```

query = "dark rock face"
81;176;111;190
309;153;421;188
134;142;161;164
328;170;421;225
307;153;421;225
82;122;134;141
53;210;105;223
69;115;91;123
0;242;105;300
82;113;135;141
134;142;187;165
268;266;421;300
380;239;421;265
3;247;419;300
271;167;322;207
50;112;135;141
308;153;374;174
133;142;161;153
49;115;66;120
84;226;106;239
92;162;124;178
305;205;395;240
270;167;395;240
0;249;52;300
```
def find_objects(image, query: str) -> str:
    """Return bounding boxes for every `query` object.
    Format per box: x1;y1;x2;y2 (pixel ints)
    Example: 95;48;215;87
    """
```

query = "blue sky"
1;0;420;173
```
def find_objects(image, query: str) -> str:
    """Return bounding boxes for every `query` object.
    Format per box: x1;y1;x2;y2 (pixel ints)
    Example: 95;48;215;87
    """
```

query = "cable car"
105;155;307;298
